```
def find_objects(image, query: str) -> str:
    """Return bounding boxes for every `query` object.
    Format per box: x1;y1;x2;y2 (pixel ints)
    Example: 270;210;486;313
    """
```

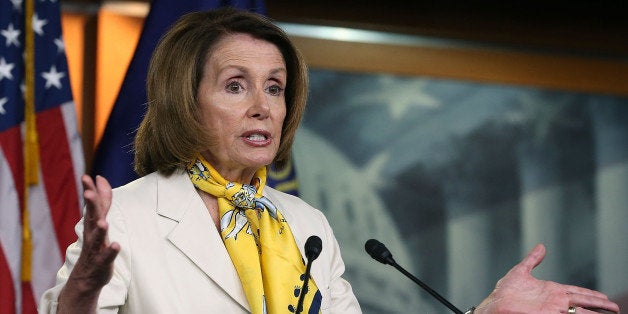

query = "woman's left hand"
475;243;620;314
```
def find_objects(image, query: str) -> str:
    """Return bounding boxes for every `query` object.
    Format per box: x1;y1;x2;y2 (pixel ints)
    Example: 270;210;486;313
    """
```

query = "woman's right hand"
58;175;120;313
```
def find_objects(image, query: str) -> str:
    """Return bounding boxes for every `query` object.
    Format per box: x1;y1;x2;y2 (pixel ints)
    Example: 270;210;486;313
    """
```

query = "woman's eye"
226;81;242;93
267;85;284;96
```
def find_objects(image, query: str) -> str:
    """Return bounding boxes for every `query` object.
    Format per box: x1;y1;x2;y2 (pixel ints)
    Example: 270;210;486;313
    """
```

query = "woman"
41;7;359;313
41;7;619;314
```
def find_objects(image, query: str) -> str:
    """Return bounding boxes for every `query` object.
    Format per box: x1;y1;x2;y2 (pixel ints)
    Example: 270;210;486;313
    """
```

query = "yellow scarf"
187;155;321;314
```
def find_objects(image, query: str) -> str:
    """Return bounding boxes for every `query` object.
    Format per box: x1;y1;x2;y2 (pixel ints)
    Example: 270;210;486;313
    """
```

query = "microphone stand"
390;260;463;314
295;259;314;314
365;239;464;314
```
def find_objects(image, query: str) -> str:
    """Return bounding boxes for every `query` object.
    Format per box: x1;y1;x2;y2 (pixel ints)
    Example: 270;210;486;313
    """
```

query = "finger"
94;175;113;214
100;242;120;266
82;175;100;229
517;243;546;273
82;175;114;231
81;174;96;206
92;219;110;248
570;306;620;314
568;293;620;313
82;218;110;254
81;174;96;192
75;219;119;269
569;307;596;314
566;285;612;299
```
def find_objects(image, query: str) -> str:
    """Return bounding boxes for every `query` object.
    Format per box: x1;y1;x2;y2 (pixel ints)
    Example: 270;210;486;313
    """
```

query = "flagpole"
22;0;37;284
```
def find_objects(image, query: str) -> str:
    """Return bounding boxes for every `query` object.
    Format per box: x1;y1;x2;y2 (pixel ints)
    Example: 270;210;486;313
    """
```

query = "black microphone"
365;239;464;314
296;235;322;314
305;235;322;261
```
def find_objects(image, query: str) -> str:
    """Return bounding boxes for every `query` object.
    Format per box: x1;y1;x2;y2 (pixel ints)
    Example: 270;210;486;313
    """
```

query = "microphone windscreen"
365;239;394;265
305;235;322;261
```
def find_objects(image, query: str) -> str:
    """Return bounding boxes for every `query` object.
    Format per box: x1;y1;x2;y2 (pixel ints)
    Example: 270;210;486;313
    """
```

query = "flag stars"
32;13;48;36
41;65;65;89
10;0;23;11
0;97;7;115
1;24;21;47
54;37;65;53
0;58;15;81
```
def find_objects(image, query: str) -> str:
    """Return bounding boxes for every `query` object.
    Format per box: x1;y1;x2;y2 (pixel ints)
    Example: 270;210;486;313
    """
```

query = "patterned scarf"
187;155;322;314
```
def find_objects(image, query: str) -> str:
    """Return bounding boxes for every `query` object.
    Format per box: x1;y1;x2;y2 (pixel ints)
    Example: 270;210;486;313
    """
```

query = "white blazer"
39;170;361;313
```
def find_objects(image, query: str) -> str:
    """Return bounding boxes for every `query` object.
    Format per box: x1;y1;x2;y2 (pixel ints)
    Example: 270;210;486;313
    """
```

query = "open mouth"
246;133;268;141
242;130;272;145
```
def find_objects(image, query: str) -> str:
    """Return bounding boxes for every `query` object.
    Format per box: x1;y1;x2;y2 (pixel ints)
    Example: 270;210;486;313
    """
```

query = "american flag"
0;0;84;312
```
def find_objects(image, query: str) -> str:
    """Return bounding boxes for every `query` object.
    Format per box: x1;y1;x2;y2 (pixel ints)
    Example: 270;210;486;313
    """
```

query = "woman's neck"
196;189;220;230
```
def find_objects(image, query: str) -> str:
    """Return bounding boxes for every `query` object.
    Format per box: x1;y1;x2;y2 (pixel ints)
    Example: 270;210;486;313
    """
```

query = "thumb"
518;243;546;273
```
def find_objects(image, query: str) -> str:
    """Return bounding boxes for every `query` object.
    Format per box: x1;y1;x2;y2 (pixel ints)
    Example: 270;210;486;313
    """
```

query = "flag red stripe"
0;127;23;313
0;247;16;313
21;281;37;314
36;107;81;253
0;127;25;211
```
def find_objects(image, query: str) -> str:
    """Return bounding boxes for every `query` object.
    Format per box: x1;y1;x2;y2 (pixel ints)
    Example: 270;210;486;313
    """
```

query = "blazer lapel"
267;189;325;290
156;171;249;310
267;190;306;259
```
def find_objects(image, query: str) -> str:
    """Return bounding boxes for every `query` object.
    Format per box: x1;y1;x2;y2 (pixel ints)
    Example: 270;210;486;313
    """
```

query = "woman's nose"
248;88;270;119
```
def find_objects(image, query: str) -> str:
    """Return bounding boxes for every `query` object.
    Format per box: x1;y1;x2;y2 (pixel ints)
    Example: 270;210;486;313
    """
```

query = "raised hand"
58;175;120;313
475;244;620;314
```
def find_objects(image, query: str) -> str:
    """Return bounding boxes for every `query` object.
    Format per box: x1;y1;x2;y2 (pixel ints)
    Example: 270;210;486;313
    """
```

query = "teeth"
247;134;267;141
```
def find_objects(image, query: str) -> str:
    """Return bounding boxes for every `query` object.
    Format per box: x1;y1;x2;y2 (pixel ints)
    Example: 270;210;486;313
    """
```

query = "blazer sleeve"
319;211;362;313
39;202;131;313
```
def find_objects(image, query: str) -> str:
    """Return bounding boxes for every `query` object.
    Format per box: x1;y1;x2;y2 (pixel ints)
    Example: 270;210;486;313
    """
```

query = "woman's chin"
239;155;275;170
242;149;278;167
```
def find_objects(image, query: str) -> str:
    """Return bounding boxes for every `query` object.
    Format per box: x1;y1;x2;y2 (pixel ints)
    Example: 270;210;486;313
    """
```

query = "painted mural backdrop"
291;68;628;313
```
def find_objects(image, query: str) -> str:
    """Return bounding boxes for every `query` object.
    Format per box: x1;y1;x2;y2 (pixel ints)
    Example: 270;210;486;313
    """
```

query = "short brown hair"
134;7;308;176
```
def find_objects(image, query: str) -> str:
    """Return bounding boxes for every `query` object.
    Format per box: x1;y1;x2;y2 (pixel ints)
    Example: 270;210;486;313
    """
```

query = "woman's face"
197;33;287;181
